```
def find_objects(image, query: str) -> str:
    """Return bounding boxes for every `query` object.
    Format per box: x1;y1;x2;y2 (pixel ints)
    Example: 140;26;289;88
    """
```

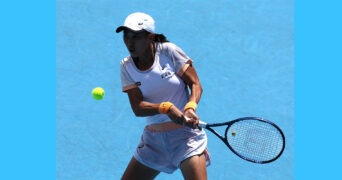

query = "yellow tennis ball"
92;87;105;100
232;131;236;136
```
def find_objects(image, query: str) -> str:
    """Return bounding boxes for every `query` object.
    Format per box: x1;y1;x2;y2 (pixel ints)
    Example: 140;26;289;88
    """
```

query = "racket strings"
227;120;284;162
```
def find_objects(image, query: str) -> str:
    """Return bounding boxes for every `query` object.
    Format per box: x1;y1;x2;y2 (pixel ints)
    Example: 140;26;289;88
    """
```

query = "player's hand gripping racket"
199;117;285;164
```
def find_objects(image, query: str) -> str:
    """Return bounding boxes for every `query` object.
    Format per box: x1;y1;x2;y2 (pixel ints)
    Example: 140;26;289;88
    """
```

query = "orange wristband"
184;101;198;112
158;102;174;114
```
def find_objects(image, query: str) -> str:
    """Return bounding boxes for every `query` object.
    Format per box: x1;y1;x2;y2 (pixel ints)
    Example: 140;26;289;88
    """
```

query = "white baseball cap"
116;12;155;33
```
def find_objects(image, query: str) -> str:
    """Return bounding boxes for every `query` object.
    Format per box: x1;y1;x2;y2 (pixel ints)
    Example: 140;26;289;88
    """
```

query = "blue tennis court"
57;0;293;179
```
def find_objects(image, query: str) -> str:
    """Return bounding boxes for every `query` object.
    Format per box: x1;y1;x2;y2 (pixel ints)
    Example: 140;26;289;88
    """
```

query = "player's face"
123;30;151;58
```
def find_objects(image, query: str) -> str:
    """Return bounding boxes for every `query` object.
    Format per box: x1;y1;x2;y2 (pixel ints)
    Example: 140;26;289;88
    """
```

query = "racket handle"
185;117;206;130
198;120;207;128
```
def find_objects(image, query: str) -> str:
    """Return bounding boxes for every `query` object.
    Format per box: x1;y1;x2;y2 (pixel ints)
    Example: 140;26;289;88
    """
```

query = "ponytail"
153;33;169;43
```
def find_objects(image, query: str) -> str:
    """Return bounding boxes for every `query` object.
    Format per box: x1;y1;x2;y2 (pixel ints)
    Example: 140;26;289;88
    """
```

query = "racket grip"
185;117;205;130
198;120;207;128
196;125;203;130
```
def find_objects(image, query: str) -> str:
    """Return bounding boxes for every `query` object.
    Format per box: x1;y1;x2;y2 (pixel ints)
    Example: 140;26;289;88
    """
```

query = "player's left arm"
181;63;203;127
181;64;202;103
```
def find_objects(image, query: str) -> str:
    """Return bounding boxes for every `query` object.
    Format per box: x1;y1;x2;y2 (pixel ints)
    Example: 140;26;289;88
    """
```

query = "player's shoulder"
158;42;177;49
120;56;132;66
156;42;179;54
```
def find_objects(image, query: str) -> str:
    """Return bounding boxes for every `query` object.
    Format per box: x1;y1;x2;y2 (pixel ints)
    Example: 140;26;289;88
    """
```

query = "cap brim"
115;26;128;33
116;26;147;33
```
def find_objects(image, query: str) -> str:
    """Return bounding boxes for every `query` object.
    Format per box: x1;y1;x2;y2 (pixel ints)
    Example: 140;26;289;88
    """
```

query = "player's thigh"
180;154;207;180
121;157;160;180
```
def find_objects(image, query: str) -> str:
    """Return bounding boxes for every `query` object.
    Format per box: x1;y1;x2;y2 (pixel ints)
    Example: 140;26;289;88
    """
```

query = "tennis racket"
199;117;285;164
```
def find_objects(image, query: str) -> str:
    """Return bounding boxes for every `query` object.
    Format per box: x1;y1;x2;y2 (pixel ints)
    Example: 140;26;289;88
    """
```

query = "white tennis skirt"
133;125;210;174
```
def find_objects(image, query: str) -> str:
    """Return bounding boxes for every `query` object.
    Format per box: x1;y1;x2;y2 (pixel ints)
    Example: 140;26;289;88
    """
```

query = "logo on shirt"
161;64;175;79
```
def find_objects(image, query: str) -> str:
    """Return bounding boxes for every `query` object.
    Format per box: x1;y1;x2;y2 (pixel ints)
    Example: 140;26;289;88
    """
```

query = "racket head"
225;117;285;164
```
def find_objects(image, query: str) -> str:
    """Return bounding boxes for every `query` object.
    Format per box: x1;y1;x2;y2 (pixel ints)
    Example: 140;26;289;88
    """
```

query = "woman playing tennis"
116;12;210;180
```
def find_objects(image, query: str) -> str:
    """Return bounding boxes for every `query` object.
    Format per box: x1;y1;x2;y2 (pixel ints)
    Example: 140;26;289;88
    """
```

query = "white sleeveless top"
120;42;192;125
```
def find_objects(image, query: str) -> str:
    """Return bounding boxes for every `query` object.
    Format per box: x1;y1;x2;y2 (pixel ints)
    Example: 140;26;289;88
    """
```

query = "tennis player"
116;12;210;180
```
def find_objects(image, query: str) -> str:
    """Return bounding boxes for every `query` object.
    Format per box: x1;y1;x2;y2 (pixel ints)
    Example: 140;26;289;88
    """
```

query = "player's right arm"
125;87;185;124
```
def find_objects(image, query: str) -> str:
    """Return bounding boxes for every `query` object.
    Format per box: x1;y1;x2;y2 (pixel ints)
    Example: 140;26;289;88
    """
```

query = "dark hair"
153;33;169;43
